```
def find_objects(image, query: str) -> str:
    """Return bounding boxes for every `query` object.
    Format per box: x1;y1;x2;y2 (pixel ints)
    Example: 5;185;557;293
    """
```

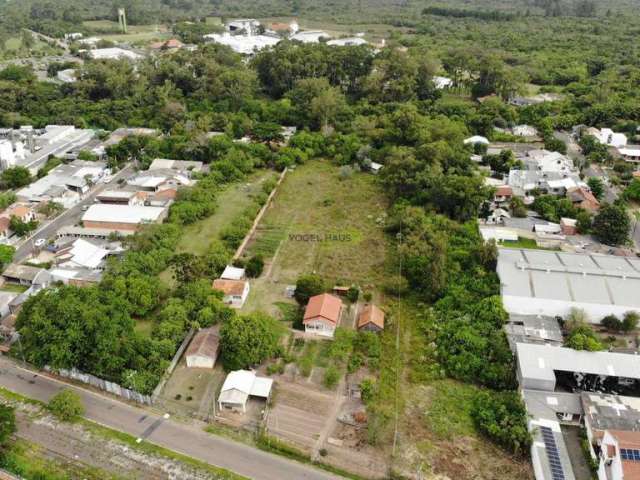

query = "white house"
217;370;273;413
185;327;220;369
212;279;250;308
303;293;343;338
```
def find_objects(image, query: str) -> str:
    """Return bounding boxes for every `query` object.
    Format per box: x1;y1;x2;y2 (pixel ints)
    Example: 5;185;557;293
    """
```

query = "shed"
185;327;220;368
358;304;385;332
221;266;246;281
217;370;273;413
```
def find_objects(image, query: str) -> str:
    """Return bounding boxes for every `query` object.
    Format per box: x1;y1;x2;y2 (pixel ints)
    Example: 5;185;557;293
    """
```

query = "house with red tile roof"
357;304;385;332
303;293;342;338
212;278;250;308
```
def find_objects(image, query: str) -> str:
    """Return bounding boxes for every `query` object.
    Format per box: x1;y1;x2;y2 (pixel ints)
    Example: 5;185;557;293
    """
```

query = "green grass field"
242;160;389;315
82;20;171;44
176;170;277;256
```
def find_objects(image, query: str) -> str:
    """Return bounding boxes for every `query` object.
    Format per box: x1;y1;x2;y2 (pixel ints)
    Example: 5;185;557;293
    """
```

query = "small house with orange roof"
212;278;250;308
303;293;342;338
358;304;384;332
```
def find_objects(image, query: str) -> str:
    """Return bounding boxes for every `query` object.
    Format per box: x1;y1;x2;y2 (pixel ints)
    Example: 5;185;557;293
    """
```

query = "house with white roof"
217;370;273;413
290;30;331;43
221;265;246;280
88;48;142;61
433;76;453;89
203;32;281;55
326;37;368;46
463;135;490;145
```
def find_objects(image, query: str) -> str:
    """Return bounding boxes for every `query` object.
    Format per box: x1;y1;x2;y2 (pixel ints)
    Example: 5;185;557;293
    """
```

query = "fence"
44;365;152;405
150;327;196;403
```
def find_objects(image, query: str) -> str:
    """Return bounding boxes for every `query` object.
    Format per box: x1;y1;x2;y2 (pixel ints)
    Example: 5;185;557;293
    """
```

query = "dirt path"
311;376;347;461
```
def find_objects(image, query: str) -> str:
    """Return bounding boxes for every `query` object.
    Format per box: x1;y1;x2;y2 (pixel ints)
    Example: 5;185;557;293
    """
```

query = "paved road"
14;165;134;262
0;357;341;480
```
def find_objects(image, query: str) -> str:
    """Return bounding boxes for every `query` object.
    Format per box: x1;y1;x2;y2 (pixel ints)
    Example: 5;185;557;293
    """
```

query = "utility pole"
118;8;128;34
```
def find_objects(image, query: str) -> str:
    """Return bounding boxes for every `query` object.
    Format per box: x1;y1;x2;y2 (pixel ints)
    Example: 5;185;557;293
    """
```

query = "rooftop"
358;304;385;329
581;393;640;433
82;204;166;224
212;279;247;296
185;327;220;360
517;343;640;385
303;293;342;324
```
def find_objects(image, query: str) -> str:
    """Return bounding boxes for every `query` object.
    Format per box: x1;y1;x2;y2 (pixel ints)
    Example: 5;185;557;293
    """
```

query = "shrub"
324;364;340;389
294;274;326;304
48;389;84;422
601;314;622;332
623;311;639;333
346;286;360;303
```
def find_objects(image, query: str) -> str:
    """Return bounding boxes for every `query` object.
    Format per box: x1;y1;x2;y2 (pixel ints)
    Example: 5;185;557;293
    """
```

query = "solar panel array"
540;426;566;480
621;448;640;461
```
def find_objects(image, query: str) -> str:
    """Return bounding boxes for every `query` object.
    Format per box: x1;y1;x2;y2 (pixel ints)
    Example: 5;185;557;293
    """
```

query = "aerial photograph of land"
0;0;639;479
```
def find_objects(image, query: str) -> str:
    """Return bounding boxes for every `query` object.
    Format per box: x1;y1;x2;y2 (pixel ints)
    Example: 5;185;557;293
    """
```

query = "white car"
34;238;46;248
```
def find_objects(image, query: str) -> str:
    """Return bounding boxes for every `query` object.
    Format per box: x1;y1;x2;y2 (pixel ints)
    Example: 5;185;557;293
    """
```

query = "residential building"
513;125;538;137
81;204;167;232
303;293;343;338
567;186;600;213
560;218;578;236
185;327;220;368
619;146;640;165
357;304;385;332
497;248;640;319
2;264;48;286
150;39;184;50
96;190;146;206
433;76;453;89
1;203;36;223
225;19;261;34
369;161;383;174
48;267;102;286
217;370;273;413
0;218;10;243
212;279;250;308
587;128;628;148
126;169;193;192
54;238;123;270
56;69;77;83
494;185;513;205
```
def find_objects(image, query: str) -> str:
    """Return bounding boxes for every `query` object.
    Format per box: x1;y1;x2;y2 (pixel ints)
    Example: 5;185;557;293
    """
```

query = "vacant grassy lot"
177;170;277;256
242;161;388;315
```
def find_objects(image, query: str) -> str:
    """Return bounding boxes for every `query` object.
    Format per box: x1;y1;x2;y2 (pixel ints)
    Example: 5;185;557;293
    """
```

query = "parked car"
34;238;46;247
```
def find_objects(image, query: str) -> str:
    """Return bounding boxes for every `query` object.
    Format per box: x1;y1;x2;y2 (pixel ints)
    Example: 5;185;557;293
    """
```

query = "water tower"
117;8;127;34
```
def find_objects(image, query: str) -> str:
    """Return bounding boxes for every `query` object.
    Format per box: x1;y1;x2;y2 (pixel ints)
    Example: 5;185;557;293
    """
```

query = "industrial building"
81;204;167;232
0;125;95;173
497;248;640;320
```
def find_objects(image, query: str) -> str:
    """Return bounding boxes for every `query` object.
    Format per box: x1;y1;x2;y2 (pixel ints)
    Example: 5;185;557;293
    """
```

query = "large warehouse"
497;248;640;321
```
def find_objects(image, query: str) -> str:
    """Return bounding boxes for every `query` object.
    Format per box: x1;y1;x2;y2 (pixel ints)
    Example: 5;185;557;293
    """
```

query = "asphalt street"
14;164;134;262
0;356;341;480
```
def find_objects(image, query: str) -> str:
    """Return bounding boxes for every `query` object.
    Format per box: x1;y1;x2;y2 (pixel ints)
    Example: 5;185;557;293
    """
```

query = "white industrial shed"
497;248;640;321
217;370;273;413
516;343;640;392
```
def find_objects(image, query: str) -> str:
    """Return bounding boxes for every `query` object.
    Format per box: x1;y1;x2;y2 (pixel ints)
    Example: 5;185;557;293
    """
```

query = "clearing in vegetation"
242;160;389;315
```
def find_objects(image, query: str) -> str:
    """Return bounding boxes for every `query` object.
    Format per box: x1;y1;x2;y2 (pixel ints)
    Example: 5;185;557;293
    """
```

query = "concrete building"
217;370;273;413
203;32;281;55
126;170;193;192
504;314;563;351
433;76;453;89
148;158;204;173
516;343;640;392
220;266;246;281
326;37;368;46
88;48;142;61
185;327;220;368
56;69;77;83
81;204;167;232
0;125;95;173
96;190;146;206
212;279;250;308
498;248;640;320
290;30;331;43
17;159;107;207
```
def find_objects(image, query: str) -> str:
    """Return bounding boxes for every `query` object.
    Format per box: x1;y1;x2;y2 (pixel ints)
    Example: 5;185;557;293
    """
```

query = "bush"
601;314;622;332
48;389;84;422
623;311;639;333
346;286;360;303
0;404;16;447
245;255;265;278
323;364;340;389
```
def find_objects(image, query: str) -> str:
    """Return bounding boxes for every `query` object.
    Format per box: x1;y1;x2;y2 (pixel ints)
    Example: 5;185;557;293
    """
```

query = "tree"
0;245;15;269
245;255;264;278
0;404;16;447
564;310;602;351
509;196;527;218
294;274;326;304
587;177;604;200
592;204;630;246
471;391;530;455
1;167;32;189
251;122;284;145
9;216;38;237
622;312;639;333
220;312;282;371
48;389;84;422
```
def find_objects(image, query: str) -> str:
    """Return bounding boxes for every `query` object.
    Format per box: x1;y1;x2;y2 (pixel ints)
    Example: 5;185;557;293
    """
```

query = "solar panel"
540;426;566;480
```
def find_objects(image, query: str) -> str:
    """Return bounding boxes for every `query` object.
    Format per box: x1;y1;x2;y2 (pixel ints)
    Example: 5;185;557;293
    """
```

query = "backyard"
242;161;389;316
